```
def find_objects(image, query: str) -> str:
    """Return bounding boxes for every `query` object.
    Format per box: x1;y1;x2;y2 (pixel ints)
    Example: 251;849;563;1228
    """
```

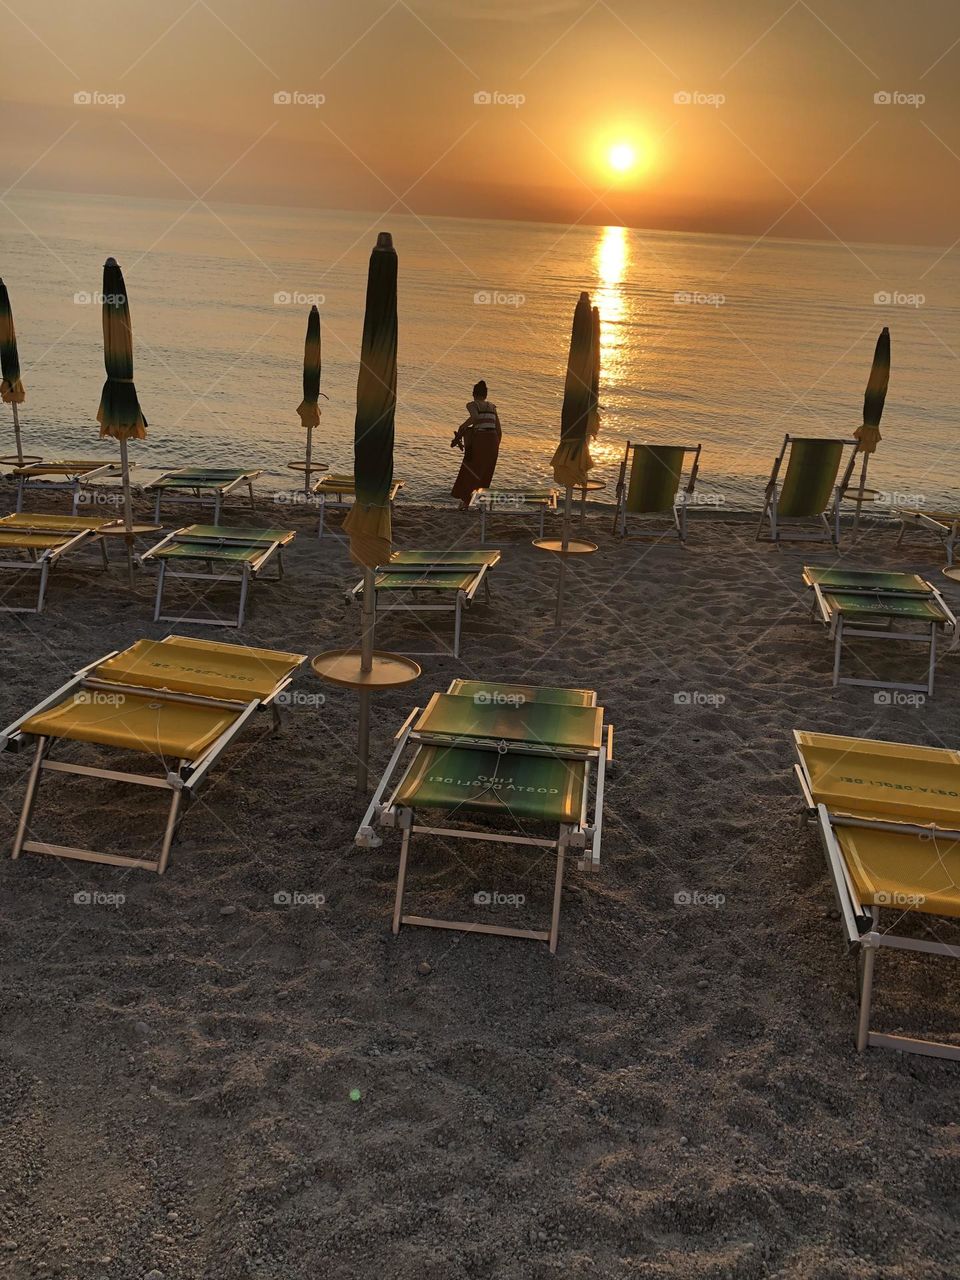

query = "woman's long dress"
452;400;500;504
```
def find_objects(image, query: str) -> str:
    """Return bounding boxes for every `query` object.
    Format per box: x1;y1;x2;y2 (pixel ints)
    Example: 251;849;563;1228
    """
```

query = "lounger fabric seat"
414;691;603;750
834;823;960;918
759;435;855;544
446;679;596;707
94;636;301;701
823;591;946;623
22;692;237;758
474;487;558;542
614;441;702;542
396;745;586;823
375;570;475;591
146;469;260;524
803;566;931;594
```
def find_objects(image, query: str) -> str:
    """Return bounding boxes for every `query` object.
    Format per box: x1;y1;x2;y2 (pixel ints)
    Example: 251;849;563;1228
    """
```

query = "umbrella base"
311;649;421;690
532;538;598;555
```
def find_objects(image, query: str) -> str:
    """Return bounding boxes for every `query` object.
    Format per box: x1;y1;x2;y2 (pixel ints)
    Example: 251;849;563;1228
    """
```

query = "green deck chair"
758;435;856;545
613;441;702;543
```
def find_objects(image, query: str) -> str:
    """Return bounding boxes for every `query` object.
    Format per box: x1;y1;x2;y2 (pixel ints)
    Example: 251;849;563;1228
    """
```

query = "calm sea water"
3;190;960;511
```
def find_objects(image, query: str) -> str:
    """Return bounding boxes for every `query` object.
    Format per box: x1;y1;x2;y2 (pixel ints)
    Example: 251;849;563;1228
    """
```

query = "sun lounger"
1;636;305;873
0;512;122;613
348;549;500;658
758;435;857;544
794;728;960;1059
139;524;296;628
356;678;612;952
802;564;957;695
8;459;127;514
895;509;960;565
145;467;261;524
473;486;558;542
613;441;702;543
313;472;404;539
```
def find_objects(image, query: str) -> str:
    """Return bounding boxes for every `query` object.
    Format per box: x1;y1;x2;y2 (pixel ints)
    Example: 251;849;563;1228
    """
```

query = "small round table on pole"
533;535;598;627
577;478;606;525
0;454;43;467
287;459;328;496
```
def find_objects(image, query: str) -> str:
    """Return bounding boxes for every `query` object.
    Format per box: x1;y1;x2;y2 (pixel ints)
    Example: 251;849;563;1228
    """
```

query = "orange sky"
4;0;960;245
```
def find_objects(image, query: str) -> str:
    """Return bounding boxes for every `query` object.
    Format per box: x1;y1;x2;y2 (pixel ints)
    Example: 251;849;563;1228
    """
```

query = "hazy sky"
4;0;960;244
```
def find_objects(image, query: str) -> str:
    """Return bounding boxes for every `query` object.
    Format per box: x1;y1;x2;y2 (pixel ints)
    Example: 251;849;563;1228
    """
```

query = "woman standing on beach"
451;380;501;509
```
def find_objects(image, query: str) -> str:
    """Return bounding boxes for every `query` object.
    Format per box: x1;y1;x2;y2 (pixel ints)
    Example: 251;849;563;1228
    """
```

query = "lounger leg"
453;595;463;658
214;492;222;525
154;491;161;523
479;506;486;544
237;565;251;628
856;942;877;1052
99;537;109;571
153;560;166;622
12;736;48;860
36;561;51;614
247;479;255;515
928;624;937;697
896;520;906;549
276;550;285;581
548;843;566;954
157;789;184;875
318;498;326;540
15;477;24;513
539;506;545;539
392;815;413;935
949;523;958;568
832;618;843;687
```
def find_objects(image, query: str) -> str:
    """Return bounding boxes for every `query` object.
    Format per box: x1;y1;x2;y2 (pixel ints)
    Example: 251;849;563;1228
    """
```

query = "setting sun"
608;142;636;173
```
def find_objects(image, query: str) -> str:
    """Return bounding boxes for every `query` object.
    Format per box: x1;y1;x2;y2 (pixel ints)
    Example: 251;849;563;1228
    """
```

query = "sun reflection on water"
594;225;628;382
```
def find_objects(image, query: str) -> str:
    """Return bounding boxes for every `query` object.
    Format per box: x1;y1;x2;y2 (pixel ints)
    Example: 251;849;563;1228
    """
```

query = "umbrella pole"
119;436;135;587
304;424;313;496
11;402;23;466
555;485;573;627
853;452;870;532
357;566;376;792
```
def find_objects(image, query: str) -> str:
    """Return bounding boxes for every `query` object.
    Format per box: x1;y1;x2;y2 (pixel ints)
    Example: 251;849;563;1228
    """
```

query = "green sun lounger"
313;472;404;540
474;486;558;543
802;564;957;695
759;435;857;545
895;509;960;566
140;524;295;628
145;467;261;524
613;441;702;543
357;677;613;952
349;548;501;658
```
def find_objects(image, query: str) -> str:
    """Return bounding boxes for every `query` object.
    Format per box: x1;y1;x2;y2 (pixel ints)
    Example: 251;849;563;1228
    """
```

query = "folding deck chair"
140;524;296;628
314;473;404;539
10;459;126;514
0;636;305;874
613;441;702;543
349;549;500;658
895;510;960;566
802;565;957;696
794;729;960;1059
0;512;119;613
145;467;261;524
357;678;612;952
758;435;857;545
474;486;558;543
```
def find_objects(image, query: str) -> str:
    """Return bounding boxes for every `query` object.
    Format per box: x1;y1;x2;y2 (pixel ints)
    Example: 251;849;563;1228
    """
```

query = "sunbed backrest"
625;445;685;514
778;438;844;517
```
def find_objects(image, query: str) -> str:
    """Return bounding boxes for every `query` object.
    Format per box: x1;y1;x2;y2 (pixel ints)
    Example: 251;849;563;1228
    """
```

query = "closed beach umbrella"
96;257;147;582
297;303;322;493
849;326;891;525
0;279;28;465
588;304;601;439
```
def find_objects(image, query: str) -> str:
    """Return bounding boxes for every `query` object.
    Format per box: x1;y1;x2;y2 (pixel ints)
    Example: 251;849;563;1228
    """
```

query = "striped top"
470;399;498;431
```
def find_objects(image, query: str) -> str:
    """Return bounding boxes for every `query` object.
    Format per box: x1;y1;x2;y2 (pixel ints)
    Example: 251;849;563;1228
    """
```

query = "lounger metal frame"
613;441;702;544
140;528;294;628
474;489;558;543
895;510;960;566
355;700;613;953
146;470;261;524
12;462;125;515
315;479;403;540
758;435;857;545
0;524;111;614
806;578;957;696
0;647;304;874
347;557;497;658
794;741;960;1060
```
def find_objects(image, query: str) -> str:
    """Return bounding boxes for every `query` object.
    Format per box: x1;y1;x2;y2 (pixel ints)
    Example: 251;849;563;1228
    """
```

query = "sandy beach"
0;487;958;1279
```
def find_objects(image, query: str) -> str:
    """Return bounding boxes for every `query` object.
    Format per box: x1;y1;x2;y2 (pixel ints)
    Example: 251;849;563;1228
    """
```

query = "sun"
608;142;637;174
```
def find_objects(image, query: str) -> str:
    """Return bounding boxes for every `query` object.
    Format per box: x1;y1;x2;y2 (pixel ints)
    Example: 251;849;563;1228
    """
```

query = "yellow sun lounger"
356;678;613;952
0;512;121;613
9;459;128;514
313;472;404;540
758;435;858;545
473;486;558;543
794;728;960;1060
895;509;960;566
139;524;296;628
1;636;305;874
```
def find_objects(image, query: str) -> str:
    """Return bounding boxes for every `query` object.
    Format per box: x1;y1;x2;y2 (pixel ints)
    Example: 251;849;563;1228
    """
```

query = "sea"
3;189;960;512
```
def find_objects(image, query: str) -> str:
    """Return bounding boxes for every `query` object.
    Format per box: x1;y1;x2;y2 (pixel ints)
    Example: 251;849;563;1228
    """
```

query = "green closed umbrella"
0;279;29;466
296;304;323;494
96;257;147;583
848;326;891;527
